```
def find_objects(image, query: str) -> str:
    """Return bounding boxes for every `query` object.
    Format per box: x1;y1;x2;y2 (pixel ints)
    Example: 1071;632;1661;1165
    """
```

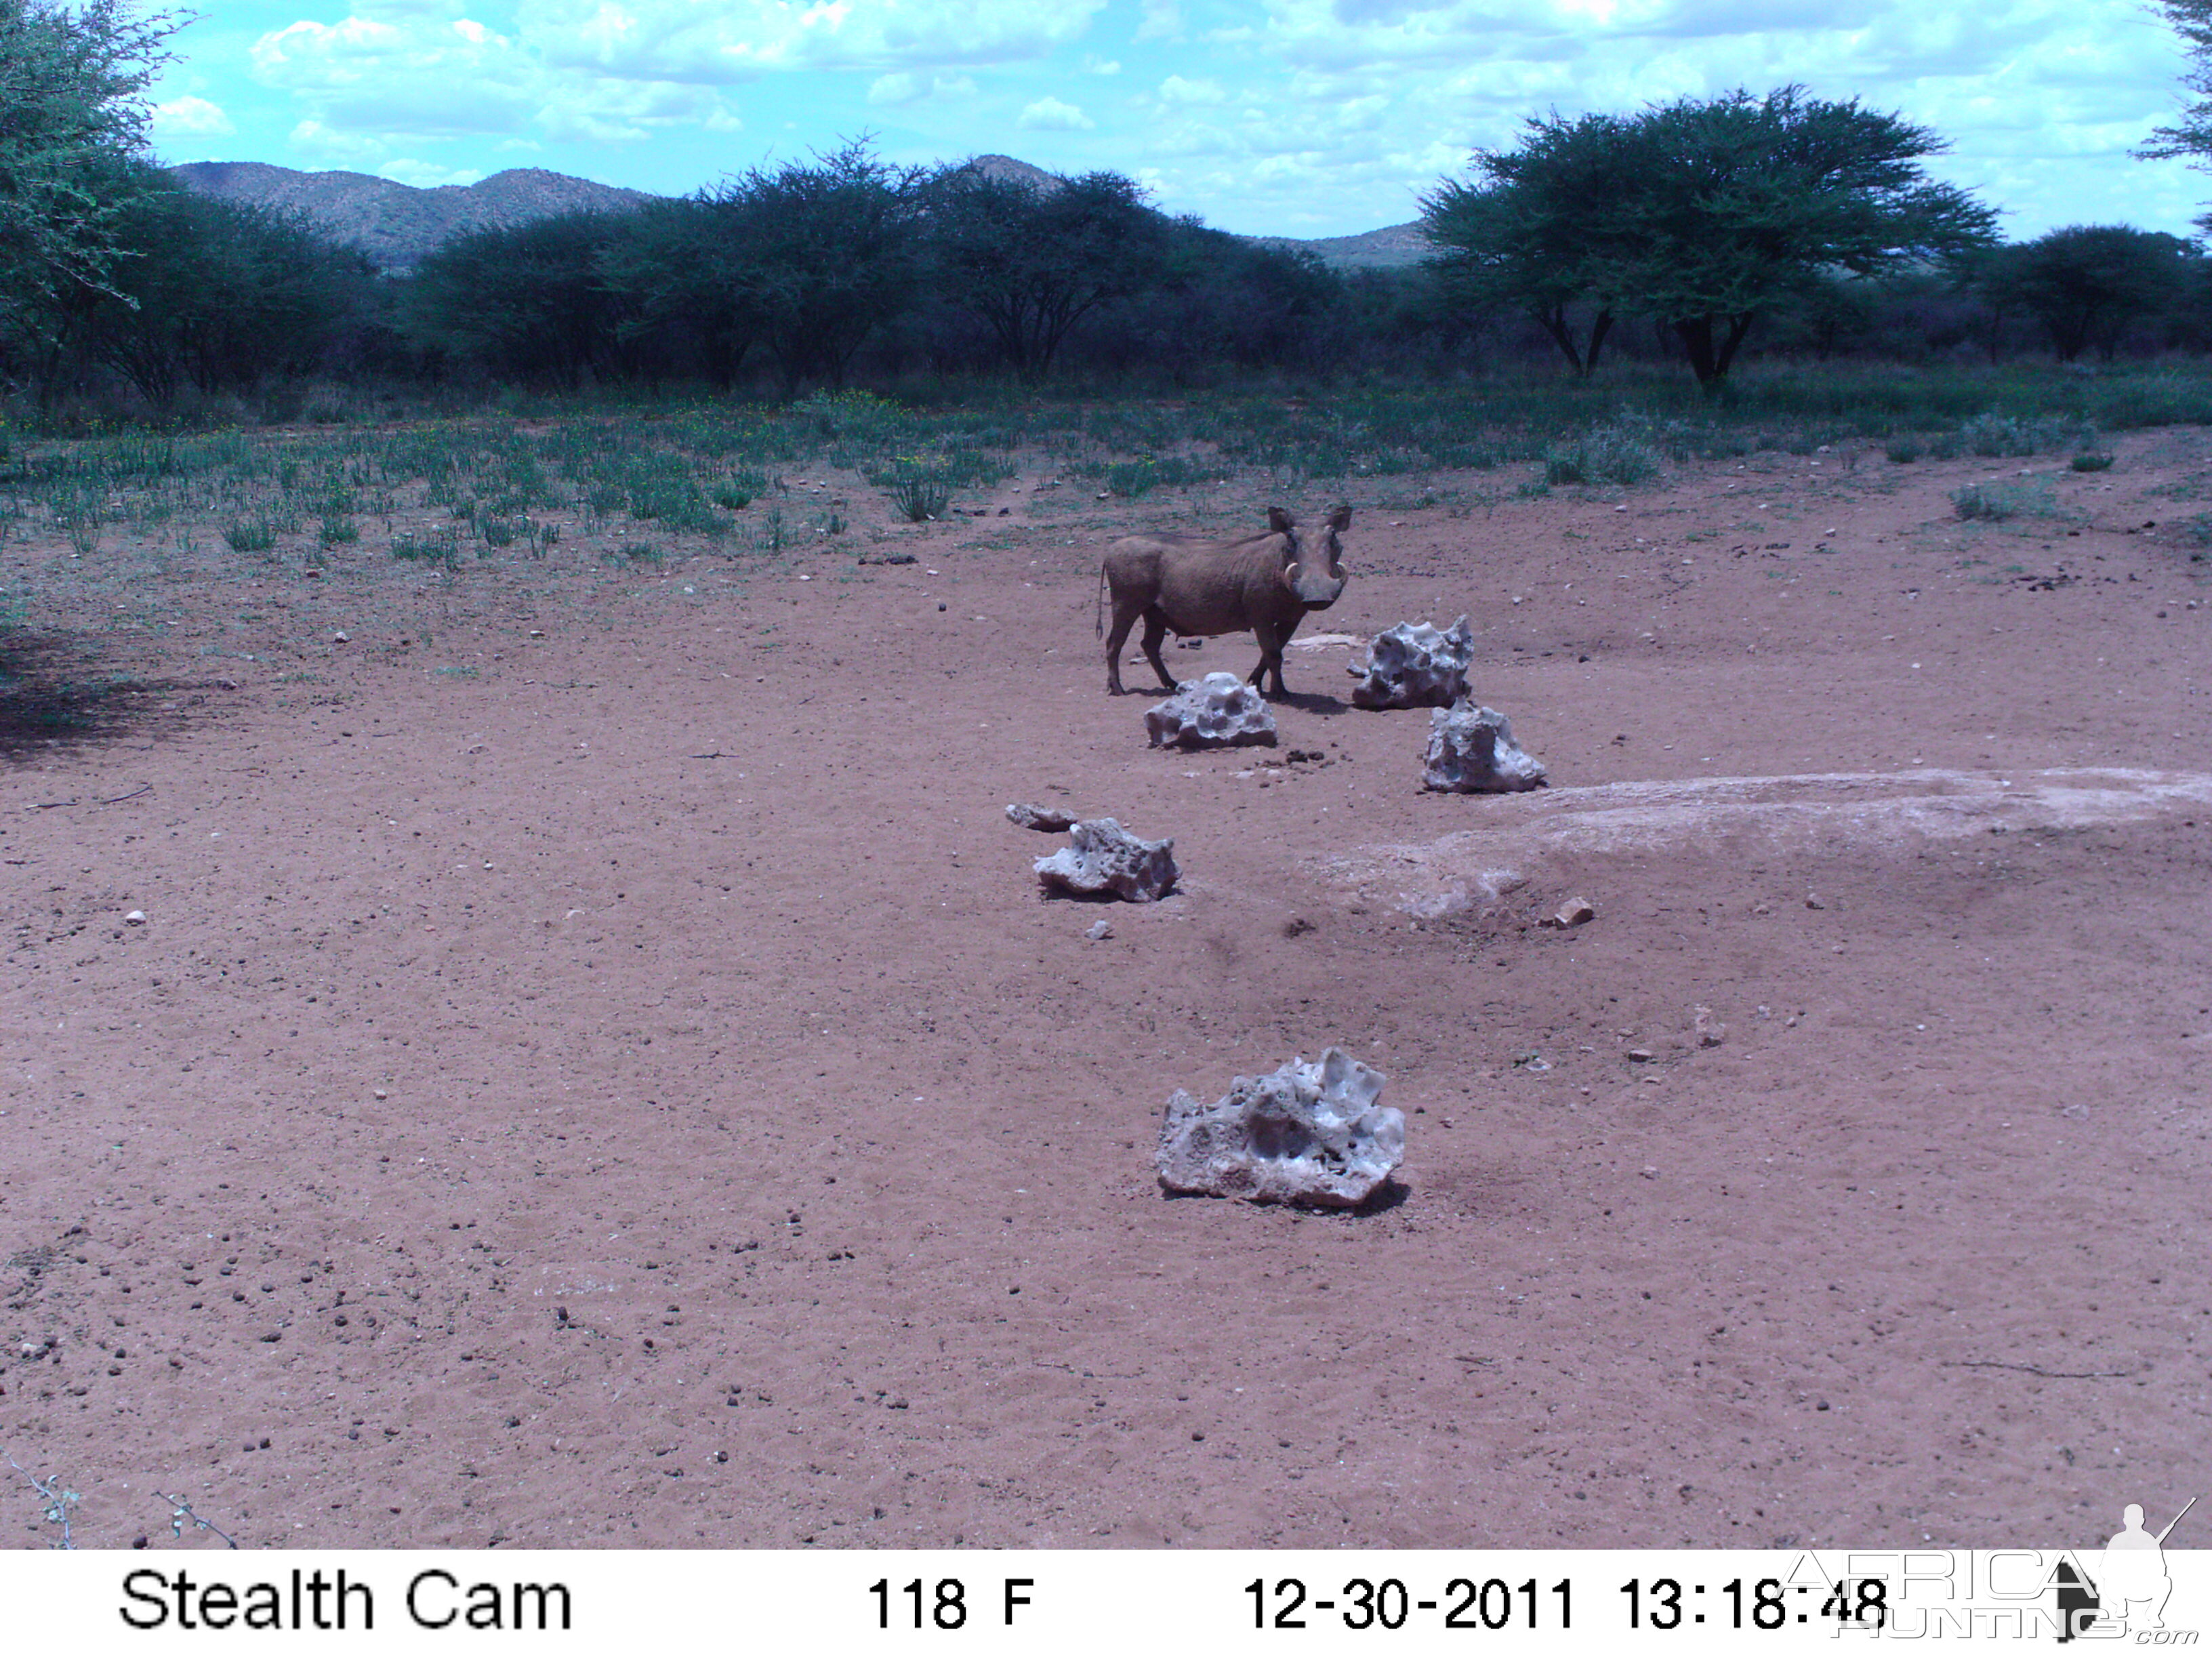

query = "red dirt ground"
3;428;2208;1550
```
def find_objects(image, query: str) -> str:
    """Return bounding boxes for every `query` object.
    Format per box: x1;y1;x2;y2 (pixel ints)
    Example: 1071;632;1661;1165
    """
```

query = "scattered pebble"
1626;1047;1657;1063
1085;920;1113;941
1542;897;1595;929
123;910;146;926
332;632;349;643
1694;1006;1726;1048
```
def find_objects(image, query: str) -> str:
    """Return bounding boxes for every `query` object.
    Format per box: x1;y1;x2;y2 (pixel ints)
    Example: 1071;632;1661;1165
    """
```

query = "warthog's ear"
1327;504;1352;531
1267;506;1294;534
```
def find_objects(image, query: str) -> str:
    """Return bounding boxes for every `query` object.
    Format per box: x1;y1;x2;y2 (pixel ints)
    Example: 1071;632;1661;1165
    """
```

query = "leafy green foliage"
1961;226;2200;363
923;166;1169;378
1424;85;1998;384
412;211;641;388
0;0;174;329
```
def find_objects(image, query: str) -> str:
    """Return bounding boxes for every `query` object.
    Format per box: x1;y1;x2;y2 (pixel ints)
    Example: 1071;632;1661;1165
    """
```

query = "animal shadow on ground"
1273;689;1348;716
0;632;198;762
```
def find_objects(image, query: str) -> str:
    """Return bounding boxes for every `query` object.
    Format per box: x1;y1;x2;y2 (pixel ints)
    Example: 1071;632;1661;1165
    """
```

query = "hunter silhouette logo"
2057;1494;2197;1641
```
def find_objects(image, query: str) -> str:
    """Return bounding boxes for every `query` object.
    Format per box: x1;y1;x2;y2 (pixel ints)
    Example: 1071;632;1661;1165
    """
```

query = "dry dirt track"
2;428;2208;1549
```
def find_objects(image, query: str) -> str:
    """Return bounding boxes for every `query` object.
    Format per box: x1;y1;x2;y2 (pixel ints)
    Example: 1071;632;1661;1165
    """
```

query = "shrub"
2070;453;2115;472
889;476;949;521
1952;480;2057;520
1542;422;1661;487
1885;438;1923;463
223;521;274;552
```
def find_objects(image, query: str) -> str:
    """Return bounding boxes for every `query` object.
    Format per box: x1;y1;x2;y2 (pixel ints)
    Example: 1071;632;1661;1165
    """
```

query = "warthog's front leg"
1249;619;1292;699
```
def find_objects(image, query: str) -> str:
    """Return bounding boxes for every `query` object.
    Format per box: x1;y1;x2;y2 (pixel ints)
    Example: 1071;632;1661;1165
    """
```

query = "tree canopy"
1962;226;2200;363
2144;0;2212;196
922;165;1168;380
1425;86;1998;383
0;0;174;327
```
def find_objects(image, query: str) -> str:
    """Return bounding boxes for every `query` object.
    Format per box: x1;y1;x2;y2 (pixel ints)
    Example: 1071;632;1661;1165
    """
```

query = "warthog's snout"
1284;560;1346;609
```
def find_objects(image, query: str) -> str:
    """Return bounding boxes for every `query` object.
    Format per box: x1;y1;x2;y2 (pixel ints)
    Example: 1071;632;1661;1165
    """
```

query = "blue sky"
147;0;2206;240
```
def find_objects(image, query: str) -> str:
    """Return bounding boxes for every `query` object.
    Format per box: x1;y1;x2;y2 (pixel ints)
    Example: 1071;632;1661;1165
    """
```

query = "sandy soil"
2;426;2208;1551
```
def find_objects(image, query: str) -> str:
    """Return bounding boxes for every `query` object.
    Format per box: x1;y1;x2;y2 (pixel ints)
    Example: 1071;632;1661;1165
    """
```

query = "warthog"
1097;505;1351;698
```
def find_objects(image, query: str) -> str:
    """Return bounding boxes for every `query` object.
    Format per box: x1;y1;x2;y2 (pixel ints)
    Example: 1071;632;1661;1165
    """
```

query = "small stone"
1694;1006;1726;1048
1085;920;1113;941
123;910;146;926
1422;699;1547;792
1145;672;1277;750
1347;617;1475;709
1626;1047;1657;1063
1156;1048;1403;1208
333;632;349;643
1805;895;1826;910
1006;802;1079;833
373;1089;388;1100
2060;1103;2089;1120
1541;897;1595;929
1035;818;1179;903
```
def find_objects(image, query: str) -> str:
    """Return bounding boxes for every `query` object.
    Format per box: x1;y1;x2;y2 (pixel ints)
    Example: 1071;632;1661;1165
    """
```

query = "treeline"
1;141;2207;419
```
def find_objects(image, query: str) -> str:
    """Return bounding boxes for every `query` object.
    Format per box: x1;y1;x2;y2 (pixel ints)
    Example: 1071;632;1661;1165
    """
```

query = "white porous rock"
1156;1048;1403;1207
1006;801;1080;832
1349;615;1475;709
1145;672;1277;750
1034;817;1180;903
1422;699;1548;793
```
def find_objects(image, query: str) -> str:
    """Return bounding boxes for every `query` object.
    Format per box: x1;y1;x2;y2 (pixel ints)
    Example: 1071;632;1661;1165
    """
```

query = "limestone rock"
1145;672;1277;750
1006;801;1079;832
1155;1048;1403;1208
1349;616;1475;709
1422;699;1548;793
1541;897;1595;929
1035;818;1179;903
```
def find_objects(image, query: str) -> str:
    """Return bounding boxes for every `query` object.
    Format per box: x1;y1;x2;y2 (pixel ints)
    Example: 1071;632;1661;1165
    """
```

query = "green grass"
1952;480;2062;521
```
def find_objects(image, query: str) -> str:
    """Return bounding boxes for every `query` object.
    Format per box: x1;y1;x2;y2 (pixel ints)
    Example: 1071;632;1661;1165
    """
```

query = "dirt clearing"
3;427;2207;1549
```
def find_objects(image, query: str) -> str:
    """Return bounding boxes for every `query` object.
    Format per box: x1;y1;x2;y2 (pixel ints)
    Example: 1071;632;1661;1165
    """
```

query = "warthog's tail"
1094;562;1107;639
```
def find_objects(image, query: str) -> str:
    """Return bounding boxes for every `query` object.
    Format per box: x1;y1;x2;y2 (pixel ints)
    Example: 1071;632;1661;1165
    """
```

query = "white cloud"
867;70;980;106
1158;75;1229;104
516;0;1104;79
377;159;487;187
152;96;234;138
1019;96;1096;130
254;6;746;150
1136;0;1183;41
289;117;386;163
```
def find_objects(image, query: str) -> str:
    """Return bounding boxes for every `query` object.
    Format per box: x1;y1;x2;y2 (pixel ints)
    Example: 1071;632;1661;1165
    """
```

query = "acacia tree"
1973;226;2198;362
411;211;641;388
1427;87;1997;384
922;165;1168;379
0;0;174;340
2144;0;2212;212
1421;112;1643;376
706;142;924;394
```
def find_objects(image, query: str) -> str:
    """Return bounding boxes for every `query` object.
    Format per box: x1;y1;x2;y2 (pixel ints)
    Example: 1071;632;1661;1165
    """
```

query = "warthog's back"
1103;531;1292;636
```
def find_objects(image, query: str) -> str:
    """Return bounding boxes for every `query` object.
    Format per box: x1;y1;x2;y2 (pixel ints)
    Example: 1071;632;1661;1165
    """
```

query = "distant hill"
1258;222;1430;270
167;157;1427;274
167;162;655;272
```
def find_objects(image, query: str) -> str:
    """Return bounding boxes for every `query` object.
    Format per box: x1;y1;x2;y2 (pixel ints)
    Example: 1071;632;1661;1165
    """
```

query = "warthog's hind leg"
1140;608;1179;691
1103;601;1142;694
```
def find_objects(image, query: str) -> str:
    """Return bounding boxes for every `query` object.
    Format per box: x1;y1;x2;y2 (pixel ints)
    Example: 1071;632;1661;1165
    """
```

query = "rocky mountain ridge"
168;157;1424;273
